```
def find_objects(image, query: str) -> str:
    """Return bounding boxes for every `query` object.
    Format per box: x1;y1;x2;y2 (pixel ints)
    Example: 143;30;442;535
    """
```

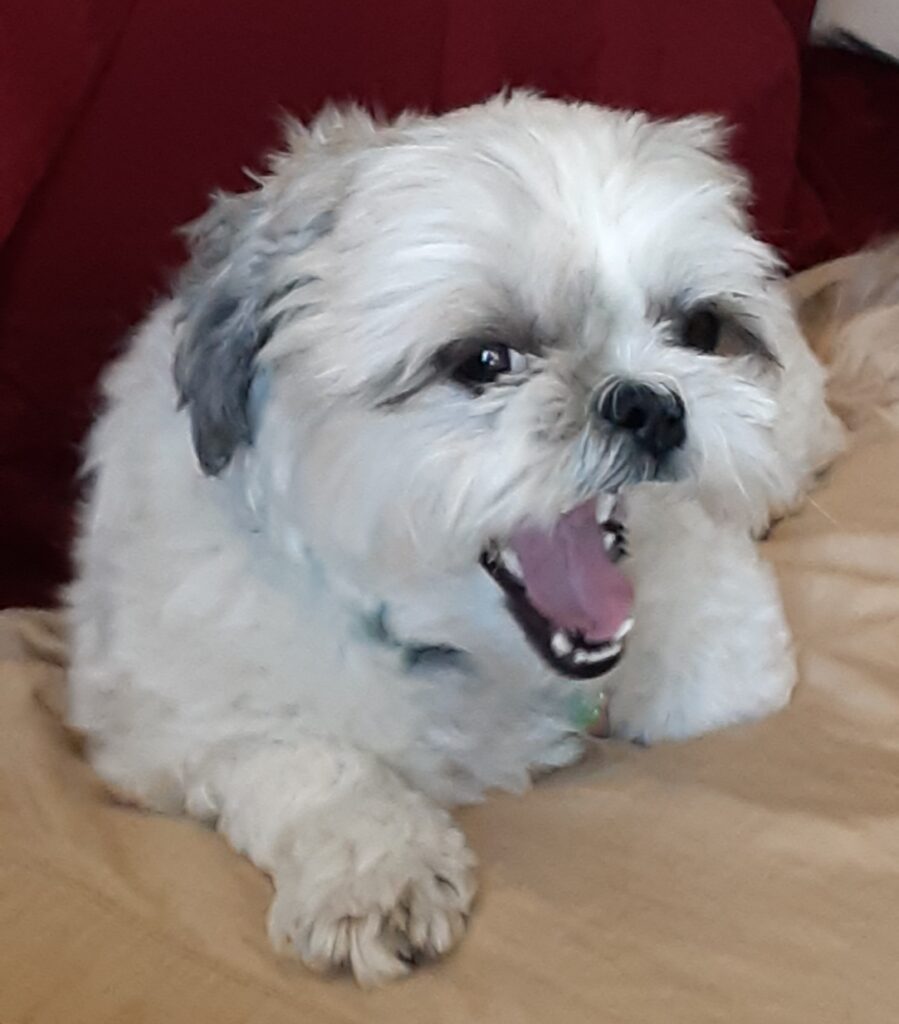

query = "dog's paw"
267;795;477;986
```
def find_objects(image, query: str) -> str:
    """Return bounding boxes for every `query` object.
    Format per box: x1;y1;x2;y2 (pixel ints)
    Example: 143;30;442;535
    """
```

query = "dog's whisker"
711;422;751;506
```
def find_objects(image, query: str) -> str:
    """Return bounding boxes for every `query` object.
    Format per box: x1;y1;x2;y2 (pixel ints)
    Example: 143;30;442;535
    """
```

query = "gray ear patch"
174;286;267;476
173;193;333;476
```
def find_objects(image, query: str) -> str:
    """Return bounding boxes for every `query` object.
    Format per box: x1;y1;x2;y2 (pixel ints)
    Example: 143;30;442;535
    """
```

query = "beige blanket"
2;260;898;1023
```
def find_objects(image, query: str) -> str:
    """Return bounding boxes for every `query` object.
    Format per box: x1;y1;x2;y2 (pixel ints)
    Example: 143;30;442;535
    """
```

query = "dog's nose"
597;380;686;457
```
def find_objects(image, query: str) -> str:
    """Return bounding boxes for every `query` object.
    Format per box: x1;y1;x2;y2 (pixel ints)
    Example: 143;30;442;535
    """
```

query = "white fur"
67;93;842;984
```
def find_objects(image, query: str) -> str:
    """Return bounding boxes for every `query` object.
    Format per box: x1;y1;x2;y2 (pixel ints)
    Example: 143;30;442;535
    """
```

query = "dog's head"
173;93;841;678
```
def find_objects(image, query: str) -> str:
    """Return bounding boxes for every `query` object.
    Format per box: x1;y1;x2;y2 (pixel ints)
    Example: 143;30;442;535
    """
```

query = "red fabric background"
1;0;897;606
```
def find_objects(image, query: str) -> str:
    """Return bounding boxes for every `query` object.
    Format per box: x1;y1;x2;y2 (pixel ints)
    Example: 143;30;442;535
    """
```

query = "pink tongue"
508;501;634;644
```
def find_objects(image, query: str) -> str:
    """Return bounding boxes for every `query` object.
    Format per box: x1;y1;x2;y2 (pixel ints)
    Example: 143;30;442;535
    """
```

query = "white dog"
67;93;842;984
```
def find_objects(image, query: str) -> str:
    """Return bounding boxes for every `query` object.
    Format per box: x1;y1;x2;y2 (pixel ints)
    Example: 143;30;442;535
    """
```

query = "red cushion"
1;0;896;607
0;0;134;245
798;44;899;264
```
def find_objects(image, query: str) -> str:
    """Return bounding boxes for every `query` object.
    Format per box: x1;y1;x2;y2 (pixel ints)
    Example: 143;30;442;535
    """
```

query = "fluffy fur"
793;237;899;428
67;93;842;984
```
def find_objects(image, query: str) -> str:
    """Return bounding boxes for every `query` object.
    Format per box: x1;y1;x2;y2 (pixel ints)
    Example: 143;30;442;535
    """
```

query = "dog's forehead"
270;100;774;399
327;106;753;350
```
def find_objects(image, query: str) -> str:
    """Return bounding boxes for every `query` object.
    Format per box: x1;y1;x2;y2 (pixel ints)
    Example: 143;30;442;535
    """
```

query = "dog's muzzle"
481;495;634;680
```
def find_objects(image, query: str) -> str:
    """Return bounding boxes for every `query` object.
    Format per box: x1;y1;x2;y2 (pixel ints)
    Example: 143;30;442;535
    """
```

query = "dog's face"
174;94;841;678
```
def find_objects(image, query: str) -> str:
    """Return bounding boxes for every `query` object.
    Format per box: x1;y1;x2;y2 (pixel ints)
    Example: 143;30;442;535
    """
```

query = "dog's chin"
479;493;634;680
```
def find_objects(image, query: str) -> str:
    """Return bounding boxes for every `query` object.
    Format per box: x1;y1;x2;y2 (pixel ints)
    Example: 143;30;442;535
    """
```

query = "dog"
67;92;843;984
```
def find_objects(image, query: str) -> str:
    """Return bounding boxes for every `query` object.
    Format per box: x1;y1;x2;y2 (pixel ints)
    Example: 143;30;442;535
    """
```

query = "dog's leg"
182;733;476;985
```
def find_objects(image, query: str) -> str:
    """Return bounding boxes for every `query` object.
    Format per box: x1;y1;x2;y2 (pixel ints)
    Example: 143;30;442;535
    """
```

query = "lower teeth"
572;641;621;665
551;628;624;664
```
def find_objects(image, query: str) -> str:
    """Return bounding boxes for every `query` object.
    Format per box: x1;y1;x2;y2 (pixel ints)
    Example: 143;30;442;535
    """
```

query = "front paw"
267;794;477;986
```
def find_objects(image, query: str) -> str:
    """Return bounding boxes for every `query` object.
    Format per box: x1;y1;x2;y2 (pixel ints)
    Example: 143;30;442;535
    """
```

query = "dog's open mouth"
480;496;634;679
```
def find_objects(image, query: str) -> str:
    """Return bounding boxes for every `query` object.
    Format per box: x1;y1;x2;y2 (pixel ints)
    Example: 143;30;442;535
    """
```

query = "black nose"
598;380;686;457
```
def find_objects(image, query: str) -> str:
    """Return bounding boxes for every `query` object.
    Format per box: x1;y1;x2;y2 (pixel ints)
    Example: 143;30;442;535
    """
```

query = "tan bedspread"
2;262;898;1023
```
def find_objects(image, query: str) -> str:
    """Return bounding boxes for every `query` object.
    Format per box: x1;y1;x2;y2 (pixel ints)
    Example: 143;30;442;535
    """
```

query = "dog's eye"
681;308;721;354
452;343;528;386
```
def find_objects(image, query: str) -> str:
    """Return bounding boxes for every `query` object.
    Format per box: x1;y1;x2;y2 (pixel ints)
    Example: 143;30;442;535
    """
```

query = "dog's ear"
173;189;333;475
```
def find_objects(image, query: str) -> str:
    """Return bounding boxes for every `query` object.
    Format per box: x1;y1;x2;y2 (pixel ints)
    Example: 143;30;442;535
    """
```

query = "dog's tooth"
499;547;524;579
614;617;635;642
551;631;573;657
573;648;598;665
602;528;615;553
572;640;622;665
595;493;615;524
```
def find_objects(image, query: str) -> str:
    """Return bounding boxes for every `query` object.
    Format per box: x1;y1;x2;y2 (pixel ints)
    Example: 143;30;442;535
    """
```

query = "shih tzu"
67;93;843;984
